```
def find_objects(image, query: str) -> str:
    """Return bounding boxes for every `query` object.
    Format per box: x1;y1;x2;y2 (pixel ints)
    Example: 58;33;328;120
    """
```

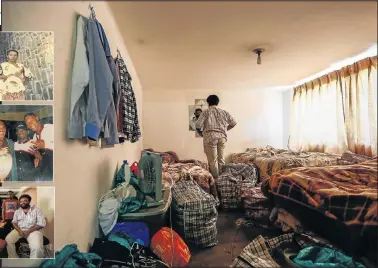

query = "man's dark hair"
19;194;32;202
7;191;17;200
195;108;202;113
206;95;220;106
7;49;19;56
24;112;38;120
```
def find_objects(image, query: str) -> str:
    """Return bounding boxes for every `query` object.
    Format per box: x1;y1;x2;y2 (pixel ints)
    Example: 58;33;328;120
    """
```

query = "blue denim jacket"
95;20;121;108
94;19;120;142
6;138;18;181
85;18;119;145
68;15;89;139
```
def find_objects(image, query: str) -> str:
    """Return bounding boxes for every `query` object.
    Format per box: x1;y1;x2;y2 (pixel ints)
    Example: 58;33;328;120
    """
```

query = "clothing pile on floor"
231;232;368;268
97;161;149;236
171;178;219;249
40;225;192;268
233;205;374;268
89;225;191;268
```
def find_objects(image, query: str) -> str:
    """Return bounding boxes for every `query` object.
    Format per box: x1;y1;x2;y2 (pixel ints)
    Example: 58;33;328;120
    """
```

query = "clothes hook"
117;47;121;57
88;4;96;19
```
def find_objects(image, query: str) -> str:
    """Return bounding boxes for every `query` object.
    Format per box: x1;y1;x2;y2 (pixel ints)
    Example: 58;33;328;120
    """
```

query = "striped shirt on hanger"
12;205;46;230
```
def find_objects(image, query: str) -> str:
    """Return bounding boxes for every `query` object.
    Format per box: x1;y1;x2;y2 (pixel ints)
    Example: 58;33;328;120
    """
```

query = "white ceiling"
109;1;377;91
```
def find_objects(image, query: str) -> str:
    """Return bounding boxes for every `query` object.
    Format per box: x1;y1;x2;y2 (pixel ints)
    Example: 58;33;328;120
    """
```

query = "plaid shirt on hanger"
115;56;141;143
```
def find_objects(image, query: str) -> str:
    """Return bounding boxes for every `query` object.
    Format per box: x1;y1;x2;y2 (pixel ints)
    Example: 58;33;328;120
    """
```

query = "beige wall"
143;89;284;162
36;187;55;251
2;1;143;266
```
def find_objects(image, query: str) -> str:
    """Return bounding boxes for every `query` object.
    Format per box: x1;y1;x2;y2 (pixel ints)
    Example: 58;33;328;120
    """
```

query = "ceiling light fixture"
253;48;265;65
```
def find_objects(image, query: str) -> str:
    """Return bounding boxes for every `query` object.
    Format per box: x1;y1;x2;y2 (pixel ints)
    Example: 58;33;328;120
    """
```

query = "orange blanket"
265;159;377;227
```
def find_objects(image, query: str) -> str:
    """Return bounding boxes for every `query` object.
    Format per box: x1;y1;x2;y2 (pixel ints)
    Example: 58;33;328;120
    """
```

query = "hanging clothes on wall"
68;6;140;146
68;15;89;140
95;24;121;109
115;51;125;143
93;18;120;145
86;16;119;145
68;11;119;146
115;54;141;143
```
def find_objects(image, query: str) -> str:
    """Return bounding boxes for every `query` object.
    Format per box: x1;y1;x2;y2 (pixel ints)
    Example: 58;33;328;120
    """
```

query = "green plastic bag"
40;244;102;268
293;246;365;268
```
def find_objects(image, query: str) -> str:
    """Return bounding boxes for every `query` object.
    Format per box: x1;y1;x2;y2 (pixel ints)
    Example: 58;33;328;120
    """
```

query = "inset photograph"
189;99;208;137
0;31;54;101
0;186;55;259
0;104;53;182
0;1;2;31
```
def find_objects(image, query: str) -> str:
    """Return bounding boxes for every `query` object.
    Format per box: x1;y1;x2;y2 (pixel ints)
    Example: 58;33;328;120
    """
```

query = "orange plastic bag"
150;227;191;267
0;239;6;249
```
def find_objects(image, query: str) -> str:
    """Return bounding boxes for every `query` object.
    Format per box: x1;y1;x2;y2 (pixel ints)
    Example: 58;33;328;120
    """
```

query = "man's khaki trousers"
204;137;226;179
5;229;44;258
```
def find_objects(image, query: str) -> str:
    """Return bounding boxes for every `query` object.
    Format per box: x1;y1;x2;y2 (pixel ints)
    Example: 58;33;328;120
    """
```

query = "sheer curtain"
289;56;377;156
341;57;377;156
289;74;346;153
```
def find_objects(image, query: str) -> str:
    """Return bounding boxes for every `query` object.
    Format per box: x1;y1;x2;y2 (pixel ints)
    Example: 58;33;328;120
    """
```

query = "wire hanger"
89;4;96;19
116;47;122;58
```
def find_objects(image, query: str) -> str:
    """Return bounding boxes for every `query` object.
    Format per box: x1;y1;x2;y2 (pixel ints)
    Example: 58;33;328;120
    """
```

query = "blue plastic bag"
109;221;150;247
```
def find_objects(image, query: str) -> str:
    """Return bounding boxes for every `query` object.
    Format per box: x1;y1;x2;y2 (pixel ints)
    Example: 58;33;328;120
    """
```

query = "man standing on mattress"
195;95;237;179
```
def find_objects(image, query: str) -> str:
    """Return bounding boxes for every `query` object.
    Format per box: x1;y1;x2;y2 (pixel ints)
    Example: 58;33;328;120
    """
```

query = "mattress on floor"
216;163;259;210
171;179;218;249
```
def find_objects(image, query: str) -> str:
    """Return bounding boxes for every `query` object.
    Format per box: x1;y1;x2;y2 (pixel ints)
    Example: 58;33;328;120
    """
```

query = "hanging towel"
115;56;141;143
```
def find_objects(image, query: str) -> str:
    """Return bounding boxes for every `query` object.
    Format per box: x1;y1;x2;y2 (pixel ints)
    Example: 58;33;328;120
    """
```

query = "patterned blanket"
232;145;344;179
142;149;216;197
263;159;378;229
